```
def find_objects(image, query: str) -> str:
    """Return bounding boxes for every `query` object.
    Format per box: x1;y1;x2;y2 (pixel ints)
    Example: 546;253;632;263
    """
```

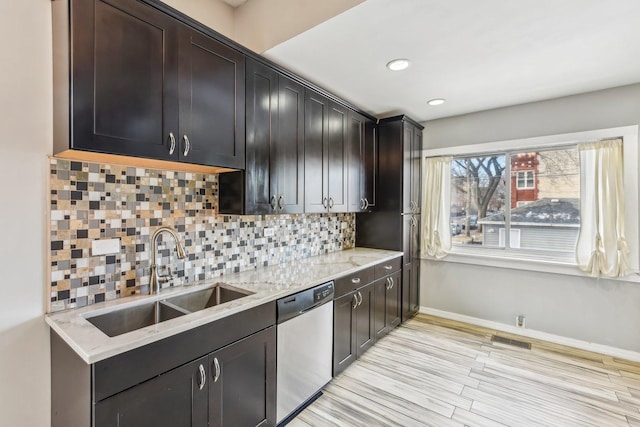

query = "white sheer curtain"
421;156;452;259
576;138;630;277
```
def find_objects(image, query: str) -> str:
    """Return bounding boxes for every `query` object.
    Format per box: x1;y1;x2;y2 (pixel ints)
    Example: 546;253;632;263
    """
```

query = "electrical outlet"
516;315;526;328
264;228;275;237
91;238;121;256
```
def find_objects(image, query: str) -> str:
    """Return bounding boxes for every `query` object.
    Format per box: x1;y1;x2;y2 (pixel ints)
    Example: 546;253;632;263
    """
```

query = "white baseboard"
418;306;640;363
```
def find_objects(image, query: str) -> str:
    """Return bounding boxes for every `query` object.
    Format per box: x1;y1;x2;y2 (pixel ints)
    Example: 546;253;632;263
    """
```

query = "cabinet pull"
386;277;391;290
389;277;394;289
322;197;328;209
364;198;369;210
168;132;176;155
278;195;284;210
213;357;220;383
352;294;358;309
183;134;191;156
351;277;361;284
357;291;363;306
197;364;206;390
270;195;277;211
359;198;365;210
383;265;393;271
328;197;334;209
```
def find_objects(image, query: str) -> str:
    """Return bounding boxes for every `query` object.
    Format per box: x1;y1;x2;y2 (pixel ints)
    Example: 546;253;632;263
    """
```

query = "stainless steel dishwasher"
276;281;334;425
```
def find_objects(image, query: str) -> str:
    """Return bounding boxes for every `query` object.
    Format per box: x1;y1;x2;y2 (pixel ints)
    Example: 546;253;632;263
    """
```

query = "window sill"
422;248;640;283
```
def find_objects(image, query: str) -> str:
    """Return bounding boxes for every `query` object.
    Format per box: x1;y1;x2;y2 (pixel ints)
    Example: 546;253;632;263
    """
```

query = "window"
450;146;580;254
424;125;639;276
516;171;535;189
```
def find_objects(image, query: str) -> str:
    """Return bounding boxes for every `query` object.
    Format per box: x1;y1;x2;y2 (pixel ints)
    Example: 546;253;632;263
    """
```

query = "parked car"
450;223;462;235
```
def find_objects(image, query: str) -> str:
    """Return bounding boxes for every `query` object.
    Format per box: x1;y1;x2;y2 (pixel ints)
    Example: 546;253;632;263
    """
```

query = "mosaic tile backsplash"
48;158;355;312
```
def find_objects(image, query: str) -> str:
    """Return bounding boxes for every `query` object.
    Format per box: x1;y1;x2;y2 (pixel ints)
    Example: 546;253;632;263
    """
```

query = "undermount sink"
86;284;254;337
86;301;188;337
165;285;254;312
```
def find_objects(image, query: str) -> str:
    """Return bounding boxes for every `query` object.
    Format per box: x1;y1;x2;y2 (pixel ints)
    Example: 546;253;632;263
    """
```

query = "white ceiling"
264;0;640;122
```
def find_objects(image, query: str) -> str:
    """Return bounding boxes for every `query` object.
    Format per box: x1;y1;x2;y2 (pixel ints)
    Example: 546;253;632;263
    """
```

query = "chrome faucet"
149;226;186;294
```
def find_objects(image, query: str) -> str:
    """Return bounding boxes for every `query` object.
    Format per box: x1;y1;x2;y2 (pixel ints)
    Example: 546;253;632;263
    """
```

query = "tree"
452;156;506;234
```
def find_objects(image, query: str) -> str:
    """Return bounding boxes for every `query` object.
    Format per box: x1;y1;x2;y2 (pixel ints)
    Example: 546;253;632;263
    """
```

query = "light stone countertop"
45;247;402;364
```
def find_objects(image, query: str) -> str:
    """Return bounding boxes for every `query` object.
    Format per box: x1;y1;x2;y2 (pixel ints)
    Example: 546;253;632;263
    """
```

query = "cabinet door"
276;75;305;214
402;123;414;213
386;271;402;328
72;0;179;159
411;127;423;213
327;102;349;212
355;283;375;356
94;357;208;427
333;291;357;376
178;27;245;169
245;59;278;214
373;277;387;340
304;90;329;213
209;327;276;427
347;111;365;212
362;120;377;210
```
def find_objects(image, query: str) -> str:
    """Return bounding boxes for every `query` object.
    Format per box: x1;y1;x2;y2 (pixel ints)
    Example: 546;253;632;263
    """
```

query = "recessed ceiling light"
386;59;410;71
427;98;446;106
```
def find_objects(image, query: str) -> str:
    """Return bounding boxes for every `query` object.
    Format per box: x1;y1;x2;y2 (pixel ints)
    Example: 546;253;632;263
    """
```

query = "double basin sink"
86;284;253;337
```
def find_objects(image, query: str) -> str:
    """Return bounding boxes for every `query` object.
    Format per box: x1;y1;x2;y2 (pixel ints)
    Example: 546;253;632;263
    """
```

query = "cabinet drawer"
374;257;402;279
334;266;374;298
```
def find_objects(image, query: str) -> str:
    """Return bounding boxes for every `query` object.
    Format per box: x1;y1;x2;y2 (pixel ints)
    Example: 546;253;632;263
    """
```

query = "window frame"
423;126;640;280
516;170;535;189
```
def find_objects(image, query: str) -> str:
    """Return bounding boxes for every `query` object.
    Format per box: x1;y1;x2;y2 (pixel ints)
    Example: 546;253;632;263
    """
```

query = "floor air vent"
491;335;532;350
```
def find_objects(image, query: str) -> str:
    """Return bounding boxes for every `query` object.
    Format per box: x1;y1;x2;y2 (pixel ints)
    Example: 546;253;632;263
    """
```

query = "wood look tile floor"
289;314;640;427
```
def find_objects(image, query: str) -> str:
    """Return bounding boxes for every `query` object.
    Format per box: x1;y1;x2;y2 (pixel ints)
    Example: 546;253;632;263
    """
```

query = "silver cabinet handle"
359;198;364;210
168;132;176;155
197;364;206;390
322;197;328;209
270;195;277;211
357;291;363;306
383;265;393;271
389;277;394;289
213;357;220;383
364;198;369;210
386;277;391;290
278;195;284;211
351;277;361;285
352;293;358;309
183;134;191;156
328;197;334;209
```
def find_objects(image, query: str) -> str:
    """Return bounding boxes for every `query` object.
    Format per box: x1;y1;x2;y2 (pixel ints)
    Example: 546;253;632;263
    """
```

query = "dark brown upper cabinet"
53;0;244;170
177;26;245;169
304;90;349;213
347;111;377;212
219;59;304;215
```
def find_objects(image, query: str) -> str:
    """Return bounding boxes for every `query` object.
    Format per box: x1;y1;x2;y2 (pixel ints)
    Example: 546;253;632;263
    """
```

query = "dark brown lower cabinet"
373;270;402;341
355;283;375;355
94;326;275;427
209;327;276;427
94;356;209;427
333;281;375;376
52;303;276;427
333;290;357;375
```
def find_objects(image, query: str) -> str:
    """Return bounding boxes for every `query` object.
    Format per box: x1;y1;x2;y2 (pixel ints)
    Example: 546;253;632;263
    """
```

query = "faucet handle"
157;266;174;284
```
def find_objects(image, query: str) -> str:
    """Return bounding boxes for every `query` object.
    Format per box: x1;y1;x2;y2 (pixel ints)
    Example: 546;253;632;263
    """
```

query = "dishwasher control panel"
313;282;334;304
276;281;335;324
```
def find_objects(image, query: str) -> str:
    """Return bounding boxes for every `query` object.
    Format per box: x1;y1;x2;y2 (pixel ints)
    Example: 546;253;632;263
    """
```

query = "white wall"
233;0;365;53
161;0;234;38
0;1;52;425
421;83;640;352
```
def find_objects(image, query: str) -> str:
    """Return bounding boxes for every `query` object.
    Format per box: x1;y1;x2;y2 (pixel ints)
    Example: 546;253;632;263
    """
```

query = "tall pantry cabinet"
356;115;423;322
